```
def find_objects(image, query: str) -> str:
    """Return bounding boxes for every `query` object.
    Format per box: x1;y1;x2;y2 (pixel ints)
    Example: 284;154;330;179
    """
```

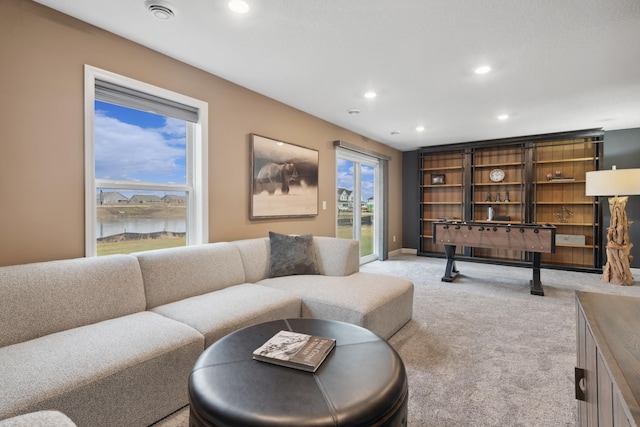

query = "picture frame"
250;134;319;219
431;174;446;185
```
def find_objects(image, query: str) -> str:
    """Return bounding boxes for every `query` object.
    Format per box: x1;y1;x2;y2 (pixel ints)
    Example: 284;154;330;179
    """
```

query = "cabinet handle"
575;367;586;401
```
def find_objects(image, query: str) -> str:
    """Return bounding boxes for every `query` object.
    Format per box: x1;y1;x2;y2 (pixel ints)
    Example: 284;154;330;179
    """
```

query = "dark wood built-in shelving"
418;129;604;272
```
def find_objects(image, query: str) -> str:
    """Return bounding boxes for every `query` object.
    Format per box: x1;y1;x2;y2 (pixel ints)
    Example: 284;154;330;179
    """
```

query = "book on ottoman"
252;330;336;372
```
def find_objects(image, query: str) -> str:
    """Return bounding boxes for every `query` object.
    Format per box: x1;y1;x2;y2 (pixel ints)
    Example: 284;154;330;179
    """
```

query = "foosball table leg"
441;245;459;282
530;252;544;296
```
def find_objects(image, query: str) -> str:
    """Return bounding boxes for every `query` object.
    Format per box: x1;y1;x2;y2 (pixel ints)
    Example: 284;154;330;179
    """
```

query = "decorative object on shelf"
546;173;553;181
485;192;492;202
586;166;640;286
553;206;574;223
495;192;501;202
487;206;494;221
431;174;445;185
489;168;505;182
504;191;510;202
555;170;561;178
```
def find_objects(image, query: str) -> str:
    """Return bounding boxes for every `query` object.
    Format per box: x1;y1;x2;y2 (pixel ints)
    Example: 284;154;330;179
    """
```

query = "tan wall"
0;0;404;266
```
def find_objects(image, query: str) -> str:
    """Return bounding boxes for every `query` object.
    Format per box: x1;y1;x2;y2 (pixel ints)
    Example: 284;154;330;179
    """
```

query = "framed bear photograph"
250;134;319;219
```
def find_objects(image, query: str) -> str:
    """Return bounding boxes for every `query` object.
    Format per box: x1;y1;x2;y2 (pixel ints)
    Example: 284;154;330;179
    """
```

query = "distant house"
337;188;354;211
162;195;186;204
98;191;128;204
129;194;162;204
367;197;374;212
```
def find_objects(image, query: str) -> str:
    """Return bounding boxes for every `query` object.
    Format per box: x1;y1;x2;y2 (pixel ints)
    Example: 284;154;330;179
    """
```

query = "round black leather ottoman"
189;318;408;427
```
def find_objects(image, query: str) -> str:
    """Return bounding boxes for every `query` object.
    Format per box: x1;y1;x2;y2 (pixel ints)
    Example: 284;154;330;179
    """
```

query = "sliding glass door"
336;149;380;264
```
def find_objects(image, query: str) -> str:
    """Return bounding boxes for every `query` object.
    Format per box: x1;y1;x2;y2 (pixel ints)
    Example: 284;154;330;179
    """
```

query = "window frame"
336;147;383;264
84;65;208;256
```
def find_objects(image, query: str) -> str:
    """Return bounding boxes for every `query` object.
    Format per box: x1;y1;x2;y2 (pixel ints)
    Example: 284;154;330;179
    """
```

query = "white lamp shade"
585;168;640;196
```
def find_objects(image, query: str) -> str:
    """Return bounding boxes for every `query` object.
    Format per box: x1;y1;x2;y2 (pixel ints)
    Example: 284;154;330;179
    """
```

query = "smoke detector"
145;0;175;20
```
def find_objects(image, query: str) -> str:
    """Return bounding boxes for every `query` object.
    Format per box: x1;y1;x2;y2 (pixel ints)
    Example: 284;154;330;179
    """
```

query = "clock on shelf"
489;168;505;182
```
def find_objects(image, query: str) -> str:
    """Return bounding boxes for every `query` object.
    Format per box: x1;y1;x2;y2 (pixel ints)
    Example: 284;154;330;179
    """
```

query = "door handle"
575;367;586;401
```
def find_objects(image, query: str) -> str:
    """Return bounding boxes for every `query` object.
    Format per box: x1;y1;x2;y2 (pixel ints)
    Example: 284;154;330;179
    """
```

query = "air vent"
145;0;175;20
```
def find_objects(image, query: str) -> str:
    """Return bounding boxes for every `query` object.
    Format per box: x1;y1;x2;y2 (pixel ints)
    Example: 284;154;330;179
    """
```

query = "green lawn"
97;236;186;256
337;224;373;257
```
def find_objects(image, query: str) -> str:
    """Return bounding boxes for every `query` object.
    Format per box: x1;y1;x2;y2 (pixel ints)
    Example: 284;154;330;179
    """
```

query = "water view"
97;217;186;238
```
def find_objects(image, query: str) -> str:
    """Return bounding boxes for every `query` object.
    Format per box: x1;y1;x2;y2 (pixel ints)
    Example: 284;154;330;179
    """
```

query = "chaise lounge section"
0;236;413;426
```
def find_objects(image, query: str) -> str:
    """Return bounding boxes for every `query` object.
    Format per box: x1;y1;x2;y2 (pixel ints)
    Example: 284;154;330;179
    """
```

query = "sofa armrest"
313;237;359;276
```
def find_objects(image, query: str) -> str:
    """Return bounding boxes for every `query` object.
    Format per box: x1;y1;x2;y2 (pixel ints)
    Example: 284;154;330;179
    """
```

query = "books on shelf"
252;330;336;372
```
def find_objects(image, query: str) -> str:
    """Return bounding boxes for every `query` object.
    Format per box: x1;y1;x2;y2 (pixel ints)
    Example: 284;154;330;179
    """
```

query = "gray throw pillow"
269;232;321;278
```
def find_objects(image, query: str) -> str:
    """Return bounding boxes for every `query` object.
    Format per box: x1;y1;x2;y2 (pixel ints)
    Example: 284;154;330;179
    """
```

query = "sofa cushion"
259;272;414;340
134;242;246;309
234;236;360;283
312;236;360;276
268;232;320;278
233;237;270;282
0;255;146;347
0;311;203;427
151;283;302;348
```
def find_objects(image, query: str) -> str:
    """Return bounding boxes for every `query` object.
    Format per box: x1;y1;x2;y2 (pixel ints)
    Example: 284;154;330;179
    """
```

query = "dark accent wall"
402;151;419;250
602;128;640;268
402;128;640;268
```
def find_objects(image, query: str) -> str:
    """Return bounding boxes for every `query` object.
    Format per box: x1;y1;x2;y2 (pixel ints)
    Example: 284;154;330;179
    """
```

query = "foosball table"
432;221;556;296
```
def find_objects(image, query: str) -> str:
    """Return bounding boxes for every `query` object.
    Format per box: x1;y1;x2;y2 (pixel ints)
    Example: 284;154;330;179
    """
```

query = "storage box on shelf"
418;129;603;272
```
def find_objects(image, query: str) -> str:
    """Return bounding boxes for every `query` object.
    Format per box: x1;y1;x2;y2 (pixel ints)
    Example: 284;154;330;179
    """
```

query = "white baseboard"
387;248;404;258
386;248;416;258
387;248;418;258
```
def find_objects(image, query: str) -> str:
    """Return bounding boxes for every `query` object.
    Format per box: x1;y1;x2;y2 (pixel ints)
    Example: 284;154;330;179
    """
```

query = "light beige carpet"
152;254;640;427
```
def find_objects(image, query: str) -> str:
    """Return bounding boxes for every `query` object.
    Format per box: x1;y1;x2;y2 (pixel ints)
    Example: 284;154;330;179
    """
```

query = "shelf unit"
418;129;603;272
533;140;601;269
419;150;465;255
470;145;527;262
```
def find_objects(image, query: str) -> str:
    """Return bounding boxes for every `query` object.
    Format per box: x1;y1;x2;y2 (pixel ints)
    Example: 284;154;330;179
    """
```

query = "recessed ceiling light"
416;126;425;132
497;114;509;120
146;0;175;20
228;0;249;14
364;91;377;99
474;65;491;74
347;108;360;115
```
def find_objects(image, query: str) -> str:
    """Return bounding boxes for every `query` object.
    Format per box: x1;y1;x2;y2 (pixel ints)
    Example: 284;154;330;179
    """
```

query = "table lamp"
586;166;640;285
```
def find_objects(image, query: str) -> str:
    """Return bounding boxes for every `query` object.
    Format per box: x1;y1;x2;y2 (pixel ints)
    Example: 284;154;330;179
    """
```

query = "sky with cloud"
336;158;375;202
94;101;186;184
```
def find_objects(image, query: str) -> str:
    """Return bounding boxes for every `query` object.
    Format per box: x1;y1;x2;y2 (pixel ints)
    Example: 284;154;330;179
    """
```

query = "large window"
84;66;208;256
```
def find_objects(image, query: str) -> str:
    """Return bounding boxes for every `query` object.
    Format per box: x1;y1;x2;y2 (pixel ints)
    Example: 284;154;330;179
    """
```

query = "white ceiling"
33;0;640;151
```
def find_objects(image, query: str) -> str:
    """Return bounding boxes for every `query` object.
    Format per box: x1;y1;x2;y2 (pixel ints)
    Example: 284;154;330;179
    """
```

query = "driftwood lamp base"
602;196;635;286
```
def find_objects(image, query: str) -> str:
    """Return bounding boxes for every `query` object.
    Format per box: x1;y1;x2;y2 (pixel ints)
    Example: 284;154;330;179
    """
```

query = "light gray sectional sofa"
0;236;413;427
